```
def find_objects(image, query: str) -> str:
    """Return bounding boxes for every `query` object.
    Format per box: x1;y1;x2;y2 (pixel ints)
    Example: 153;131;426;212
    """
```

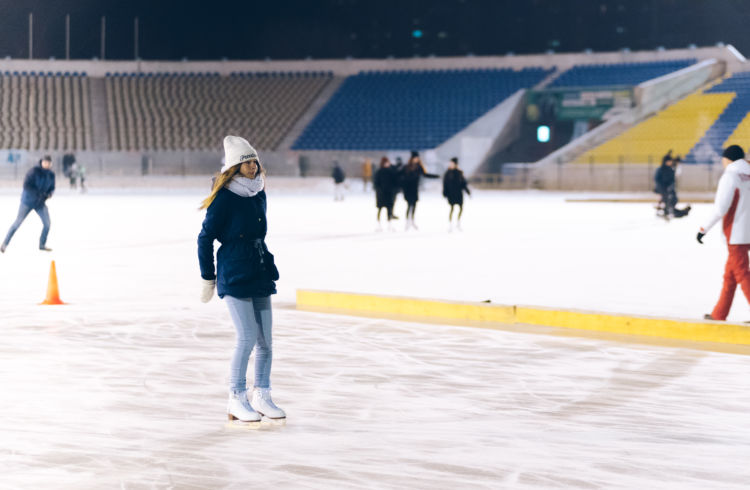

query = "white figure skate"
226;391;261;429
251;387;286;421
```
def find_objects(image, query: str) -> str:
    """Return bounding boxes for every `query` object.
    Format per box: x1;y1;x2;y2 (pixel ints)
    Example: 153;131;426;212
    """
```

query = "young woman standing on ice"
198;135;285;424
401;151;438;230
442;157;471;231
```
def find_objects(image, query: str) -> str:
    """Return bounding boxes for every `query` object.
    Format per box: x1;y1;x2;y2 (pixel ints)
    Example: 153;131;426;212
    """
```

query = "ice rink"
1;179;750;488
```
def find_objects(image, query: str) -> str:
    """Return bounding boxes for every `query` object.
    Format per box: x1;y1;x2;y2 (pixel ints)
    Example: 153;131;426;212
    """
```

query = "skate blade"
263;416;287;427
224;418;262;430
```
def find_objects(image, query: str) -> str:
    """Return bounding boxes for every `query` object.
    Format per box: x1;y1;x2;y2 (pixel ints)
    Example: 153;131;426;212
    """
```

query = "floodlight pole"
100;16;106;60
134;17;139;60
65;14;70;60
28;13;33;59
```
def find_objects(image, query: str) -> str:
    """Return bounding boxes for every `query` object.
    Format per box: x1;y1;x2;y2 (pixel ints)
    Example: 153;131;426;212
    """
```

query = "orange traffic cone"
40;260;65;305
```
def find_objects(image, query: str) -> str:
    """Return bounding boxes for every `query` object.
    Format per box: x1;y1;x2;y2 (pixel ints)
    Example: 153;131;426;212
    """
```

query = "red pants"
711;244;750;320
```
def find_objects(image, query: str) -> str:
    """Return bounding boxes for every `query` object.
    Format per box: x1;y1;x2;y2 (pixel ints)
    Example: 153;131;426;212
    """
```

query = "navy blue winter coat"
332;165;345;184
374;165;401;208
654;164;675;193
197;188;279;299
442;168;471;206
401;164;439;204
21;165;55;209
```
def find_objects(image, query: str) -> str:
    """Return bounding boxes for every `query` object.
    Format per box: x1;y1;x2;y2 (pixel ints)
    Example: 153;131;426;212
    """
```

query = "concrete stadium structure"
0;45;746;191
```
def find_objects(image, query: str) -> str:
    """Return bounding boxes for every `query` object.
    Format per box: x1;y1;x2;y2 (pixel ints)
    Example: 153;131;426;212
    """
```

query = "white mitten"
200;278;216;303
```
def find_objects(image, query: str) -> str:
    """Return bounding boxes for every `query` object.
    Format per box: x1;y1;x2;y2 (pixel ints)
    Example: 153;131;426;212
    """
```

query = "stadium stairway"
89;77;110;151
275;75;346;152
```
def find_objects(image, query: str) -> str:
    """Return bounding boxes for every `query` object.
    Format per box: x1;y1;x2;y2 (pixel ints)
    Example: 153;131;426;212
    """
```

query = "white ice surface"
1;182;749;488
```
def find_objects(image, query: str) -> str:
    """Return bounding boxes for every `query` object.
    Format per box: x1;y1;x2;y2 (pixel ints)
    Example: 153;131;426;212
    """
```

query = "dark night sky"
0;0;748;61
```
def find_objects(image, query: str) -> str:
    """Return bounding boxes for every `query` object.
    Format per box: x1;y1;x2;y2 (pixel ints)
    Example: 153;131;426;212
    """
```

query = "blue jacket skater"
654;164;675;193
197;188;278;299
22;164;56;209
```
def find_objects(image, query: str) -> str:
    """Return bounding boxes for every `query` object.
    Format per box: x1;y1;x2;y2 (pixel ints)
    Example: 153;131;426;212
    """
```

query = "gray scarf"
225;174;264;197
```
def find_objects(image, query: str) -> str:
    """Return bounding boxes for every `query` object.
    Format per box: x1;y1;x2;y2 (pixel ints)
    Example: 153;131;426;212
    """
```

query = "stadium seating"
104;71;332;151
576;91;734;164
292;67;553;151
0;72;92;151
684;72;750;162
548;59;697;88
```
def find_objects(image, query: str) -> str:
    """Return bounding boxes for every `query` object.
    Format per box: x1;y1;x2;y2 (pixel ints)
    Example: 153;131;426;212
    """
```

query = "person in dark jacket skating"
332;161;346;201
401;151;438;230
1;155;55;253
442;157;471;231
373;156;402;230
654;154;676;218
198;135;284;425
654;154;690;219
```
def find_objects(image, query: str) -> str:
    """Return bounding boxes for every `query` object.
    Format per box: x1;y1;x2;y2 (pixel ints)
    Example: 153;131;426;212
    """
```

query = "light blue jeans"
3;202;50;249
224;295;273;394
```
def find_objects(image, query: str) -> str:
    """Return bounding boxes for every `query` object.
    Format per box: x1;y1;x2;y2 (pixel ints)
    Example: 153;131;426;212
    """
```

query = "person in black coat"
653;154;690;219
1;155;55;253
401;151;438;230
654;155;676;218
332;161;346;201
373;156;402;229
442;157;471;230
197;135;285;425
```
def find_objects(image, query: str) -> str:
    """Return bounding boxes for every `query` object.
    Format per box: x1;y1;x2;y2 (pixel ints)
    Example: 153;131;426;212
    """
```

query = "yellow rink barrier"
296;289;750;350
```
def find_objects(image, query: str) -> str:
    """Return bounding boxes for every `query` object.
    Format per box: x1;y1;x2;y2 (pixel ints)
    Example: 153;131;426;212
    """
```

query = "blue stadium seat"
293;67;553;150
685;71;750;162
549;59;696;88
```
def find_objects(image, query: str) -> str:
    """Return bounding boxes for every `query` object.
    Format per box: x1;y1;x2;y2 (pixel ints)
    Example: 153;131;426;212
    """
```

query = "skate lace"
233;392;254;412
257;389;278;408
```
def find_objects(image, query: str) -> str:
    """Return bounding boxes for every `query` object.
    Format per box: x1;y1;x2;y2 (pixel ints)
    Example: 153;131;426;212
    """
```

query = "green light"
537;125;550;143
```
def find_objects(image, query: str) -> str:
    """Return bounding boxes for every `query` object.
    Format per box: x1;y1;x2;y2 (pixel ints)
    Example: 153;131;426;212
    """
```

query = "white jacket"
701;159;750;244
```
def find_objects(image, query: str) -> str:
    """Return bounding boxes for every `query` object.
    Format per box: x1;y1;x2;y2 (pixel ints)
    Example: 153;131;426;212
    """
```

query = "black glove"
697;231;705;244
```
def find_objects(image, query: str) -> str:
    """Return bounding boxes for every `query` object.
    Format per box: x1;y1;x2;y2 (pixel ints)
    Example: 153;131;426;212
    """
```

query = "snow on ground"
0;179;749;488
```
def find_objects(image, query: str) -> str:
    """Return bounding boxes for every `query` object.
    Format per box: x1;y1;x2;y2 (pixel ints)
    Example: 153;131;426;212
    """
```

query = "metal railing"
473;160;721;192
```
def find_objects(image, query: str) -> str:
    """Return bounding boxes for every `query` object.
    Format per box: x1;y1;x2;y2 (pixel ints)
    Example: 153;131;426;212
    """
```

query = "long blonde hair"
199;165;240;210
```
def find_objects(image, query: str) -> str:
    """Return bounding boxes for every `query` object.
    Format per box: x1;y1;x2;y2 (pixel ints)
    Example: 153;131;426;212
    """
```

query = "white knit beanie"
221;135;259;173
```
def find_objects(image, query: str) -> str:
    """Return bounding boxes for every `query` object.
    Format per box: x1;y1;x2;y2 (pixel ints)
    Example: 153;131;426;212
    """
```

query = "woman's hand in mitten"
200;278;216;303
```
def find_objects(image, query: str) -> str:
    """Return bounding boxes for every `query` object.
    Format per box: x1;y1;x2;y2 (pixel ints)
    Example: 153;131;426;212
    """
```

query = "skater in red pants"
697;145;750;321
